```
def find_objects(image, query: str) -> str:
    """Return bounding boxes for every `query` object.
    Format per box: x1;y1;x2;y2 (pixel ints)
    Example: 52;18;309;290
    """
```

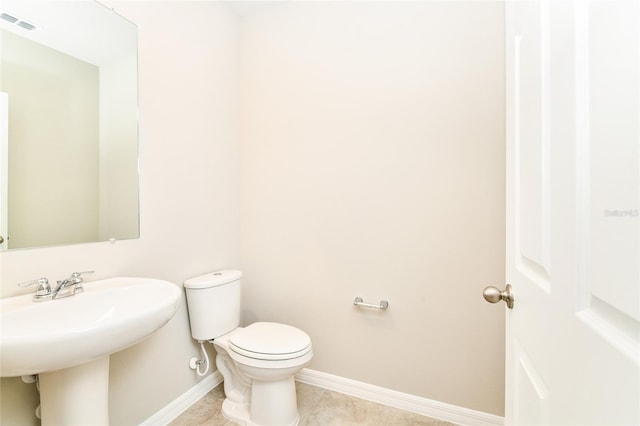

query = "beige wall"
0;2;239;425
1;30;99;249
238;1;506;416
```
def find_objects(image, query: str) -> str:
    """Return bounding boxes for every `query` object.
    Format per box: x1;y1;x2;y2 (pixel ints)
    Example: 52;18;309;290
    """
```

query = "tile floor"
169;382;454;426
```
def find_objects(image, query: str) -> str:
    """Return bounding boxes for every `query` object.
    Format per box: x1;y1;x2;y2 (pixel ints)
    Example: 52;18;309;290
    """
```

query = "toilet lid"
229;322;311;361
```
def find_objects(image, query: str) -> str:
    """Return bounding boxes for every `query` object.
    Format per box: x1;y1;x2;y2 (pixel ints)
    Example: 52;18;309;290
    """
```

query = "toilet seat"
229;322;311;361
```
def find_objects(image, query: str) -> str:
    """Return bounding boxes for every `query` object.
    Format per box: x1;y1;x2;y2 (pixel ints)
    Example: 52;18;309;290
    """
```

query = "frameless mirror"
0;0;139;250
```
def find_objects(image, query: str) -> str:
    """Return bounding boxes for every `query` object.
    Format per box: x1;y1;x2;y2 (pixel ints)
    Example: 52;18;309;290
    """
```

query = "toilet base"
221;393;299;426
250;376;299;426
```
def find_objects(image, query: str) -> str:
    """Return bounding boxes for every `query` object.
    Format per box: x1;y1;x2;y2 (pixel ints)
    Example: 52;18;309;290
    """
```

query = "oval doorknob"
483;284;514;309
0;235;4;244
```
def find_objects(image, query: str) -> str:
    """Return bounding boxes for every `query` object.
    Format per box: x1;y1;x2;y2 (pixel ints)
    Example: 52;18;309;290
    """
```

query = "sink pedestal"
39;356;110;426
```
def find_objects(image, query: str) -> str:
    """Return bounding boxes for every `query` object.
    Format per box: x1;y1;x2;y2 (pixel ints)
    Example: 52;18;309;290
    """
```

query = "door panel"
506;0;639;424
514;342;549;425
514;0;551;283
584;0;639;322
506;1;553;424
572;5;640;421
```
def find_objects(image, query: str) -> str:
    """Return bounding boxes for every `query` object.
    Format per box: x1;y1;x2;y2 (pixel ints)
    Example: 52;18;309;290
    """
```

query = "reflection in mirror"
0;0;138;250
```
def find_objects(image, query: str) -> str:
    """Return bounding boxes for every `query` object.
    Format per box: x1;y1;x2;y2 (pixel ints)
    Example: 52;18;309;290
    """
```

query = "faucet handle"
69;271;93;295
18;277;49;288
18;278;52;299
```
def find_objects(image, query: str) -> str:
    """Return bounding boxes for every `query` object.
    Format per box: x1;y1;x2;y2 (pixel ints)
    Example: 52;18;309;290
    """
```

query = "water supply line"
189;341;210;376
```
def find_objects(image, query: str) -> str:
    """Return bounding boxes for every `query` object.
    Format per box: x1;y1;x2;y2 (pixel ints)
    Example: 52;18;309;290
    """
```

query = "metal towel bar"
353;296;389;310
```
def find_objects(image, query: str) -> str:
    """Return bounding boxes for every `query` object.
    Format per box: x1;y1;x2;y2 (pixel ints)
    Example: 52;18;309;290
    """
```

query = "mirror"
0;0;138;250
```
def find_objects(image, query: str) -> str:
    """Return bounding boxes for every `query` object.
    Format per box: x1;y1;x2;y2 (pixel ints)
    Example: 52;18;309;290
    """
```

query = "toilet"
184;270;313;426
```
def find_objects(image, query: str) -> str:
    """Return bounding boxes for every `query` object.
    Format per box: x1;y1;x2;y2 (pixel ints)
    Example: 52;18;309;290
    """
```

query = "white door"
502;0;640;424
0;92;7;250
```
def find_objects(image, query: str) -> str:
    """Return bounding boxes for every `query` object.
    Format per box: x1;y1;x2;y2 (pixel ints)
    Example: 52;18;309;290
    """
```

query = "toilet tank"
184;270;242;341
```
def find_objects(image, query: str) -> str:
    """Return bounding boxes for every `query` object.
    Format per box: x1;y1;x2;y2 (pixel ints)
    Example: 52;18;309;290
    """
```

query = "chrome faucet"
53;271;94;299
18;271;94;302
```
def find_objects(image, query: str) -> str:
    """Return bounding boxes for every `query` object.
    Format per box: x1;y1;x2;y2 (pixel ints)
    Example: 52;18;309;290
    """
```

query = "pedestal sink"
0;277;181;425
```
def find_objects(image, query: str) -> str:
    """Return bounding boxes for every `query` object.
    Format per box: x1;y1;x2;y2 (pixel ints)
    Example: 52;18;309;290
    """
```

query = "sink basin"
0;277;181;377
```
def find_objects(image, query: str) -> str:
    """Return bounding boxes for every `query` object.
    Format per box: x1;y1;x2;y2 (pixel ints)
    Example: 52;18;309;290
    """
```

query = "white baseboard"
142;368;503;426
295;368;504;426
140;370;223;426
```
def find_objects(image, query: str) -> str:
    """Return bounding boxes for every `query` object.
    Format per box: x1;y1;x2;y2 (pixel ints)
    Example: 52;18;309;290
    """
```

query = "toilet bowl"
184;271;313;426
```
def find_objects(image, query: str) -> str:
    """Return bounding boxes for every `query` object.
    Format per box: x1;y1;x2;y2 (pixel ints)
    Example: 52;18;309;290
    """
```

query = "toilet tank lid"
184;270;242;289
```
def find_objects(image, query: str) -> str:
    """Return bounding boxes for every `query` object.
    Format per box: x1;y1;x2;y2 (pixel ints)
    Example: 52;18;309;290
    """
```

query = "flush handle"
483;284;514;309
